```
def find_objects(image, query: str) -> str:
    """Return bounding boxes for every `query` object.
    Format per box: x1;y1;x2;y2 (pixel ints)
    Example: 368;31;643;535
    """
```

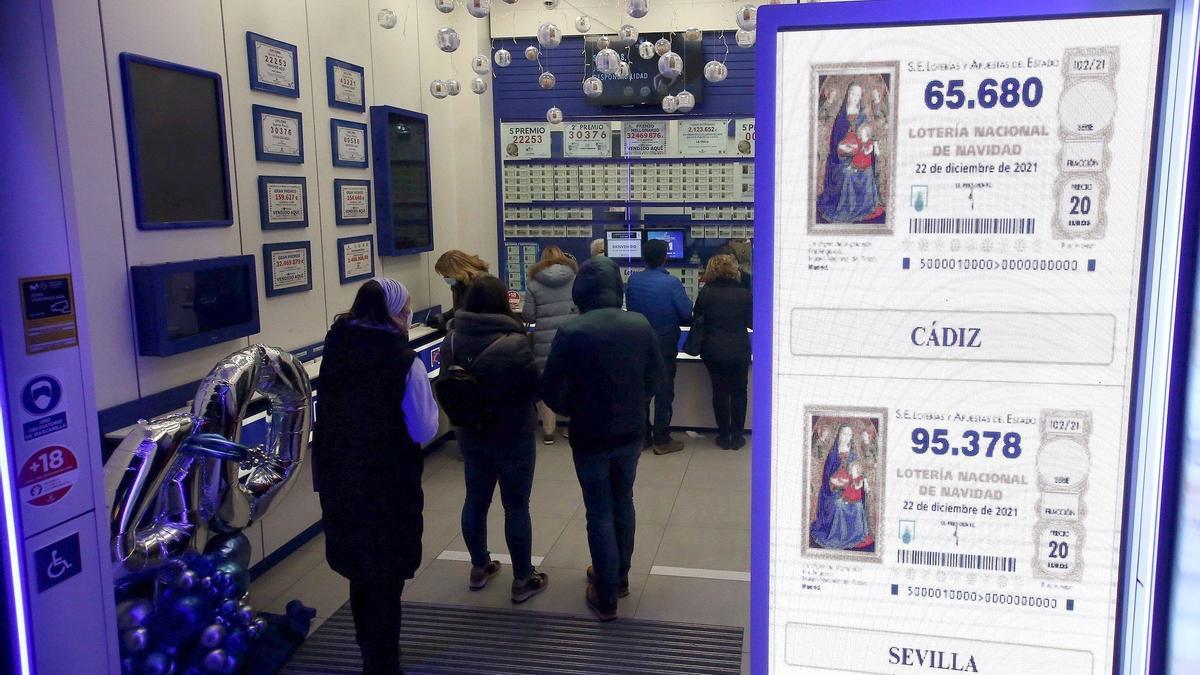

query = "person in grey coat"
522;246;579;444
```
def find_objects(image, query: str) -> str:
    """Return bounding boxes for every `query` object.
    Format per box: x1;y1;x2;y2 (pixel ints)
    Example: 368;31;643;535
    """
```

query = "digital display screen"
123;57;231;227
164;265;254;340
761;13;1164;674
646;229;686;260
386;113;433;251
584;33;704;107
606;230;643;259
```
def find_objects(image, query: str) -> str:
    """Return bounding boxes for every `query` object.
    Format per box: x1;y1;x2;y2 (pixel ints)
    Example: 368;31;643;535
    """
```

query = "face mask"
443;276;455;286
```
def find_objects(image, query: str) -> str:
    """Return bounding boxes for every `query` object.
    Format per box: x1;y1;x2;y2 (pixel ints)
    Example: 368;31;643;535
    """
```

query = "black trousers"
646;336;680;444
349;578;405;674
705;359;749;437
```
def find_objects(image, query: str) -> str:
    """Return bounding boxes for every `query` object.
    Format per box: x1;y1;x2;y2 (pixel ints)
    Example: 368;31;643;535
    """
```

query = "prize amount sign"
501;123;551;159
564;122;612;158
765;13;1163;675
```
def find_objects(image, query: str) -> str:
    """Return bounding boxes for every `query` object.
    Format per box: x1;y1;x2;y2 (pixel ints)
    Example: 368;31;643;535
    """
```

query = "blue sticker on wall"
34;532;82;592
23;412;68;441
21;374;62;416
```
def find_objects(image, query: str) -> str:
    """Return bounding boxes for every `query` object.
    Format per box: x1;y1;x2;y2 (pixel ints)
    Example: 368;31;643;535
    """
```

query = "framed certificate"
257;176;308;229
252;104;303;163
246;32;299;98
334;178;371;225
262;240;312;296
337;235;375;284
326;57;365;111
330;118;369;168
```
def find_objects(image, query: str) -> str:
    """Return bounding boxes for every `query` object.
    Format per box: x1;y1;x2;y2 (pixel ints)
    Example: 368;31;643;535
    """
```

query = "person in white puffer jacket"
521;246;579;444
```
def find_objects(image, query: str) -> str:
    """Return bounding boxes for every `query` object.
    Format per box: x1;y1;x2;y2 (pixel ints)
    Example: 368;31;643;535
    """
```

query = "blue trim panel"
370;105;436;256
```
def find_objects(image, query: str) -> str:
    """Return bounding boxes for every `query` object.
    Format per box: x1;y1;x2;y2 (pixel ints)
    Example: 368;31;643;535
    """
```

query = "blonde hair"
703;254;740;283
529;245;578;277
434;250;489;284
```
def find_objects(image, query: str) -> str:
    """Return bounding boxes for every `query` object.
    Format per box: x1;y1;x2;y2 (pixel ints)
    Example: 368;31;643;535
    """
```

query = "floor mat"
281;601;744;674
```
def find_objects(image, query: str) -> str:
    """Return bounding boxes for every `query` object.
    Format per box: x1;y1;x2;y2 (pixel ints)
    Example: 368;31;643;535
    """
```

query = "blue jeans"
459;435;536;580
572;438;641;604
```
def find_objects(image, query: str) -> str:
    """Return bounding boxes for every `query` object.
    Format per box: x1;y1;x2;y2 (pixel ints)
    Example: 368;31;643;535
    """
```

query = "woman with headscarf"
313;277;440;674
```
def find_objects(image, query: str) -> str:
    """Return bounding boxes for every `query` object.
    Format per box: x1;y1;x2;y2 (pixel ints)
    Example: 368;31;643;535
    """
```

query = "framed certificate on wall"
262;240;312;296
337;234;375;284
257;175;308;229
326;57;365;111
246;32;299;98
334;178;371;225
252;104;303;163
330;118;368;168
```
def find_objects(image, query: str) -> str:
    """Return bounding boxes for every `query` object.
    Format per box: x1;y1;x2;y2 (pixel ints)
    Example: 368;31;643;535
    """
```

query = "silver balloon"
661;94;678;113
472;55;491;75
675;90;695;112
546;106;563;124
494;48;512;67
594;48;621;74
471;76;488;94
430;79;449;98
377;9;397;29
596;35;611;50
704;60;728;83
684;27;702;42
575;16;591;32
466;0;491;18
658;51;683;77
583;76;604;98
434;0;455;13
436;27;461;53
627;0;649;19
447;79;461;96
619;24;639;43
736;28;756;48
637;40;655;60
525;45;540;60
615;61;631;79
654;38;671;56
122;627;150;653
735;4;758;31
539;71;557;89
116;599;153;631
537;22;562;48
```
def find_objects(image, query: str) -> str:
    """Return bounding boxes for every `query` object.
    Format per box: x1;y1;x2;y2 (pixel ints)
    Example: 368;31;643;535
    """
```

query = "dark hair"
463;275;515;319
333;280;394;328
642;239;668;268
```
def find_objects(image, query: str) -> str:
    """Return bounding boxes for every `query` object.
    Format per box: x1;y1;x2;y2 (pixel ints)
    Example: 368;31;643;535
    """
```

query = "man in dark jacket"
542;256;663;620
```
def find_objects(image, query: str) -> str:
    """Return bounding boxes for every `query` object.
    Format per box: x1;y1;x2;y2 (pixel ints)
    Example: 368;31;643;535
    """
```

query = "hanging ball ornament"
537;22;562;48
500;0;518;3
735;4;758;31
619;24;640;43
638;41;656;60
436;27;461;53
434;0;455;14
583;76;604;98
575;16;591;32
594;48;621;75
430;79;449;99
377;9;398;29
539;71;557;89
471;76;489;94
654;38;672;56
661;94;678;113
675;90;695;112
447;79;461;96
542;0;559;7
546;106;564;124
684;27;702;42
494;48;512;67
704;60;728;82
736;29;756;48
615;61;631;79
627;0;649;20
525;45;540;60
658;51;683;77
472;55;491;75
466;0;491;18
596;35;611;50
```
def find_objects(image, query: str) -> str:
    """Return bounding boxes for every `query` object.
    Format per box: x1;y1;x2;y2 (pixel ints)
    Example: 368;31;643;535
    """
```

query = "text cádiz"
896;467;1027;501
909;124;1050;157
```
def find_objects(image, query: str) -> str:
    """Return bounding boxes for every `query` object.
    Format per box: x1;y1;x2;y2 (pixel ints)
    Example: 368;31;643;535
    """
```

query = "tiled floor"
249;433;751;674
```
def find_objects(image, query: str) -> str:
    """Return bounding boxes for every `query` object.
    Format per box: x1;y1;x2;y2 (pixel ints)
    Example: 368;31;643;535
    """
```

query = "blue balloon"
212;560;250;600
150;593;208;647
141;651;174;675
223;629;250;657
199;623;226;649
203;532;252;569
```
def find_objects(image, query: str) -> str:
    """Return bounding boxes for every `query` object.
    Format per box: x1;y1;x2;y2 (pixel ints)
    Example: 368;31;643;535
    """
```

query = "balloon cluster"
116;543;265;675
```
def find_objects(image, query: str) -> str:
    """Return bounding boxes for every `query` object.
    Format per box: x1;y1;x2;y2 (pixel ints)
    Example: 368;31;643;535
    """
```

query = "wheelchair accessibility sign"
34;532;81;592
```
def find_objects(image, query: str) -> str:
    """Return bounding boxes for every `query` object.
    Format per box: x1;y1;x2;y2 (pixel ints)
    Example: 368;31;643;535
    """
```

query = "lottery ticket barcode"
908;218;1036;234
897;549;1017;572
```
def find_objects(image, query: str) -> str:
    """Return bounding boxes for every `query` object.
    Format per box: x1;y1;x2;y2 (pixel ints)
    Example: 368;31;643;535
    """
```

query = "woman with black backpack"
437;275;549;603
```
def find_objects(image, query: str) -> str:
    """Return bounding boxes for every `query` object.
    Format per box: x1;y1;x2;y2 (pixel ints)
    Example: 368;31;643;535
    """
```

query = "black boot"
360;642;401;675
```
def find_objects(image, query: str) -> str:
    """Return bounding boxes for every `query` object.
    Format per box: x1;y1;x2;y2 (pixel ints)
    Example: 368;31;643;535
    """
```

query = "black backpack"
434;333;505;431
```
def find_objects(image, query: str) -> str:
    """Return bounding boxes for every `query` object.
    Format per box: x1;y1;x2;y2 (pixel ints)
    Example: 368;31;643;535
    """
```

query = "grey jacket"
522;262;579;370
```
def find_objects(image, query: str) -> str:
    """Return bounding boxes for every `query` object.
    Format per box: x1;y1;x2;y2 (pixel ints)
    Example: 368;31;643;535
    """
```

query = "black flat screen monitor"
584;33;704;107
119;53;233;230
606;230;644;260
371;106;435;255
131;256;260;356
645;229;687;260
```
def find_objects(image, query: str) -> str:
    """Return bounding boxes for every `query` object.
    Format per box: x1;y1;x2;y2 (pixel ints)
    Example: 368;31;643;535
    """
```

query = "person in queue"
522;246;579;444
429;249;489;330
714;241;753;291
313;277;440;675
625;238;693;454
590;238;606;257
692;254;753;450
440;275;550;603
542;256;663;621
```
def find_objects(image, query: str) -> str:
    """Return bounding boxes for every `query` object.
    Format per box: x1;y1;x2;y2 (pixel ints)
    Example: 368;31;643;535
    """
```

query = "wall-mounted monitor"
606;229;643;260
645;228;688;260
584;33;704;107
119;53;233;230
130;256;260;357
370;106;434;256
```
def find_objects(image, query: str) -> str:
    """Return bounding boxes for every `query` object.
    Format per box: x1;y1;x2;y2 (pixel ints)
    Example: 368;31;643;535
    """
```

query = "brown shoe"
511;569;549;604
586;584;618;621
586;565;630;598
469;560;501;590
653;439;685;455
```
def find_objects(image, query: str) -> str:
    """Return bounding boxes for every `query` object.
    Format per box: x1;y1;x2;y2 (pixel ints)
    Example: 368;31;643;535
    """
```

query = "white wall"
56;0;497;411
